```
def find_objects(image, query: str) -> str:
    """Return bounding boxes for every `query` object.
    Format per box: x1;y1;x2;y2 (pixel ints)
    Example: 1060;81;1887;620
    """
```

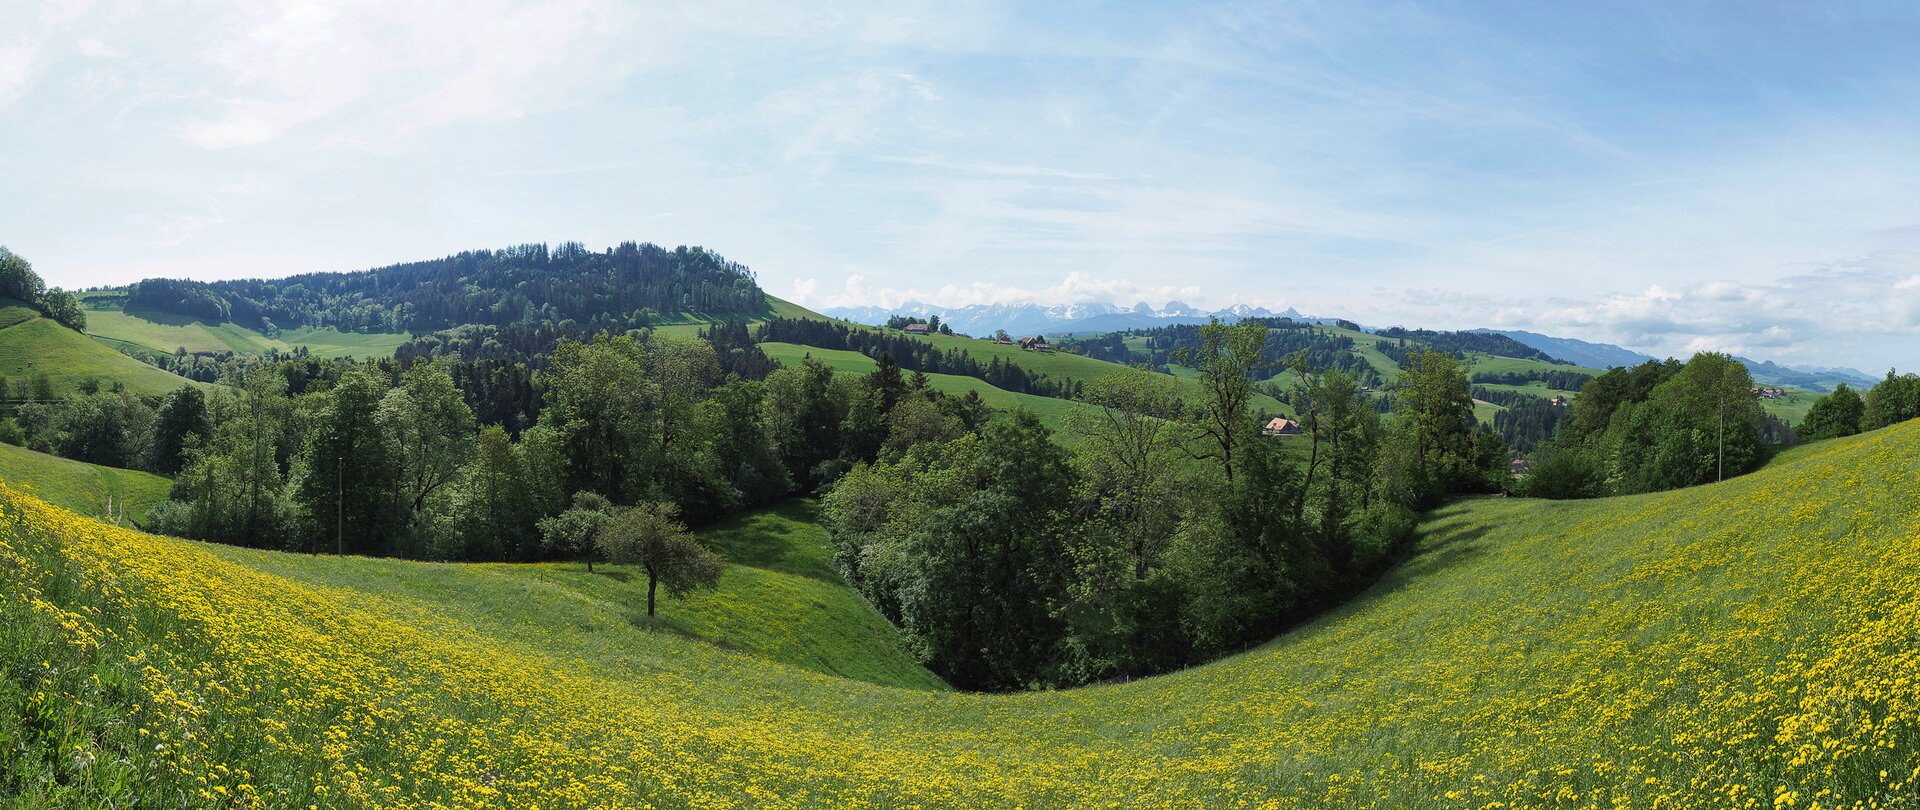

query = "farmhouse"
1018;336;1051;352
1510;458;1532;475
1262;417;1302;436
904;323;930;334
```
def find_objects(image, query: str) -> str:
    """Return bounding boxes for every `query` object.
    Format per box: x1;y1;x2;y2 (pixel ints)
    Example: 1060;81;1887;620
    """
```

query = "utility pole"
336;454;344;556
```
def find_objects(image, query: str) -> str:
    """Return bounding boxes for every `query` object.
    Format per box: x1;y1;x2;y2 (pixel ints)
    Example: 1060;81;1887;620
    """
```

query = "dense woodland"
1373;327;1560;364
121;242;764;335
1073;318;1384;387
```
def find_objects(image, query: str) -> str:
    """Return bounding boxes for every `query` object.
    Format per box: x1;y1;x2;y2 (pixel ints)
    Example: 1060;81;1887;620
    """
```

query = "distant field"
86;306;411;359
759;342;1096;432
1759;389;1820;425
0;441;171;525
0;303;212;397
1464;353;1604;379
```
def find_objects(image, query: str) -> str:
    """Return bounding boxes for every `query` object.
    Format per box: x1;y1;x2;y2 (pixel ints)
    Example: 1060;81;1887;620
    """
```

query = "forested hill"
123;241;767;334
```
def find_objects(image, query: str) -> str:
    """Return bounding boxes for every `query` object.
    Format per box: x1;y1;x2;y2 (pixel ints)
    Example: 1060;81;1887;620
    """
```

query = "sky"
3;1;1919;372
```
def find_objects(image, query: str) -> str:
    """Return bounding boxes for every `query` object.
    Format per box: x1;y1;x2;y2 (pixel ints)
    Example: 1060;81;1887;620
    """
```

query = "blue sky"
3;1;1919;370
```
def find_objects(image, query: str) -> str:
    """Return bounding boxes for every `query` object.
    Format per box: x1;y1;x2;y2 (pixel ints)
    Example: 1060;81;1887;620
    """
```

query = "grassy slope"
217;500;944;693
1759;389;1820;425
0;441;171;525
760;342;1093;432
6;422;1919;806
86;305;411;359
773;297;1291;418
0;303;212;397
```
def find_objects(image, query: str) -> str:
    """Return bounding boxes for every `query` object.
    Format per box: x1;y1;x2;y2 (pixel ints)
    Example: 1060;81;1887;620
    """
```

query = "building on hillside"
1548;395;1568;406
1263;417;1302;436
1510;458;1532;475
904;323;930;334
1019;336;1052;352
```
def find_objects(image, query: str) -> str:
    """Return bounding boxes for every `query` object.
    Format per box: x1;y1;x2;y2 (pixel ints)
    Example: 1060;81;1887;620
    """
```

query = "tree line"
821;321;1511;691
1795;371;1920;441
1469;368;1594;390
120;241;765;335
1373;327;1561;364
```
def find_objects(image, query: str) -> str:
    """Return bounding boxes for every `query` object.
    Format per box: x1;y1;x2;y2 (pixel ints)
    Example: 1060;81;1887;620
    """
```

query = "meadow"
0;303;211;397
0;442;171;525
85;308;411;359
4;418;1918;806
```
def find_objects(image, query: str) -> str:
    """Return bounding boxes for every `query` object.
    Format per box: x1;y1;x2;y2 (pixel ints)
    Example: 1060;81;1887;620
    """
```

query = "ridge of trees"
0;247;86;331
1373;327;1562;364
1072;318;1382;387
120;241;764;334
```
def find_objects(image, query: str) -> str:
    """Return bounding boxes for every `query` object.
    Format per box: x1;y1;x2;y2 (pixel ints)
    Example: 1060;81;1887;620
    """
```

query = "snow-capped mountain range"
820;300;1316;338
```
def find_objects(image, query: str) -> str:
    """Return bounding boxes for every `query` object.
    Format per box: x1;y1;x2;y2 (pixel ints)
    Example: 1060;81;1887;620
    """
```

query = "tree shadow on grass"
696;500;841;582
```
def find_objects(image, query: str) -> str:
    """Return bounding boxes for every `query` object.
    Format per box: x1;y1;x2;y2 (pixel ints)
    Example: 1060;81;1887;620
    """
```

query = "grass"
0;302;212;397
760;341;1100;434
0;441;171;526
217;500;945;693
1759;389;1821;425
5;418;1920;805
85;306;411;359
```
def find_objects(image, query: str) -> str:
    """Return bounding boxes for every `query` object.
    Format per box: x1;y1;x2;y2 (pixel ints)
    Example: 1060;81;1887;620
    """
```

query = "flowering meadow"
5;422;1920;807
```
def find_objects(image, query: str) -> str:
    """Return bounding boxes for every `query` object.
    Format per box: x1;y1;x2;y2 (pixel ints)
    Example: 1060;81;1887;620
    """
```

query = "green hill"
760;341;1098;433
0;301;210;397
85;305;411;359
5;418;1918;806
0;441;171;525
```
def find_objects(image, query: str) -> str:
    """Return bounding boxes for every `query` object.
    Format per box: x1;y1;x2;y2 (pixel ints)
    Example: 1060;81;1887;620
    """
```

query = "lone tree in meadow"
596;501;723;616
539;491;614;572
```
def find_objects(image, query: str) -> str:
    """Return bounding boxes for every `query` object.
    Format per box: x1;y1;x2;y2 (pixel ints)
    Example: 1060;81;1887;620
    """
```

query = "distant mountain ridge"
1478;328;1877;392
821;300;1324;337
1474;330;1656;370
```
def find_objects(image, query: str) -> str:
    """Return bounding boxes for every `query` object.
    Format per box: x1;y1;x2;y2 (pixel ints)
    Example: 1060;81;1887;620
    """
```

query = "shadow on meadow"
694;500;840;581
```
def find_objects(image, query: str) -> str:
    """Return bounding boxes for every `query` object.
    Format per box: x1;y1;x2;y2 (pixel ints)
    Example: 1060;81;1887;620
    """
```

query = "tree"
647;334;718;466
595;501;723;616
1388;349;1478;504
294;365;399;555
1863;371;1920;430
0;247;46;306
379;362;476;538
452;425;539;560
1291;365;1383;579
37;289;85;331
1176;319;1267;480
539;491;614;571
539;336;657;500
147;385;211;474
896;410;1076;690
1068;367;1183;578
762;357;846;488
1798;383;1864;440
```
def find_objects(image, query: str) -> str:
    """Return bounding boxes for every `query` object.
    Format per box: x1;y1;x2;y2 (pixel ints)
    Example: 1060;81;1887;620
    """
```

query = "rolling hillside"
0;441;171;525
5;420;1917;806
85;305;410;359
0;301;210;397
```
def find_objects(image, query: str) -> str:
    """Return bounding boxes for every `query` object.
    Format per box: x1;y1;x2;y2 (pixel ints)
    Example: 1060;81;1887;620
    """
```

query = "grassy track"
5;420;1919;806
